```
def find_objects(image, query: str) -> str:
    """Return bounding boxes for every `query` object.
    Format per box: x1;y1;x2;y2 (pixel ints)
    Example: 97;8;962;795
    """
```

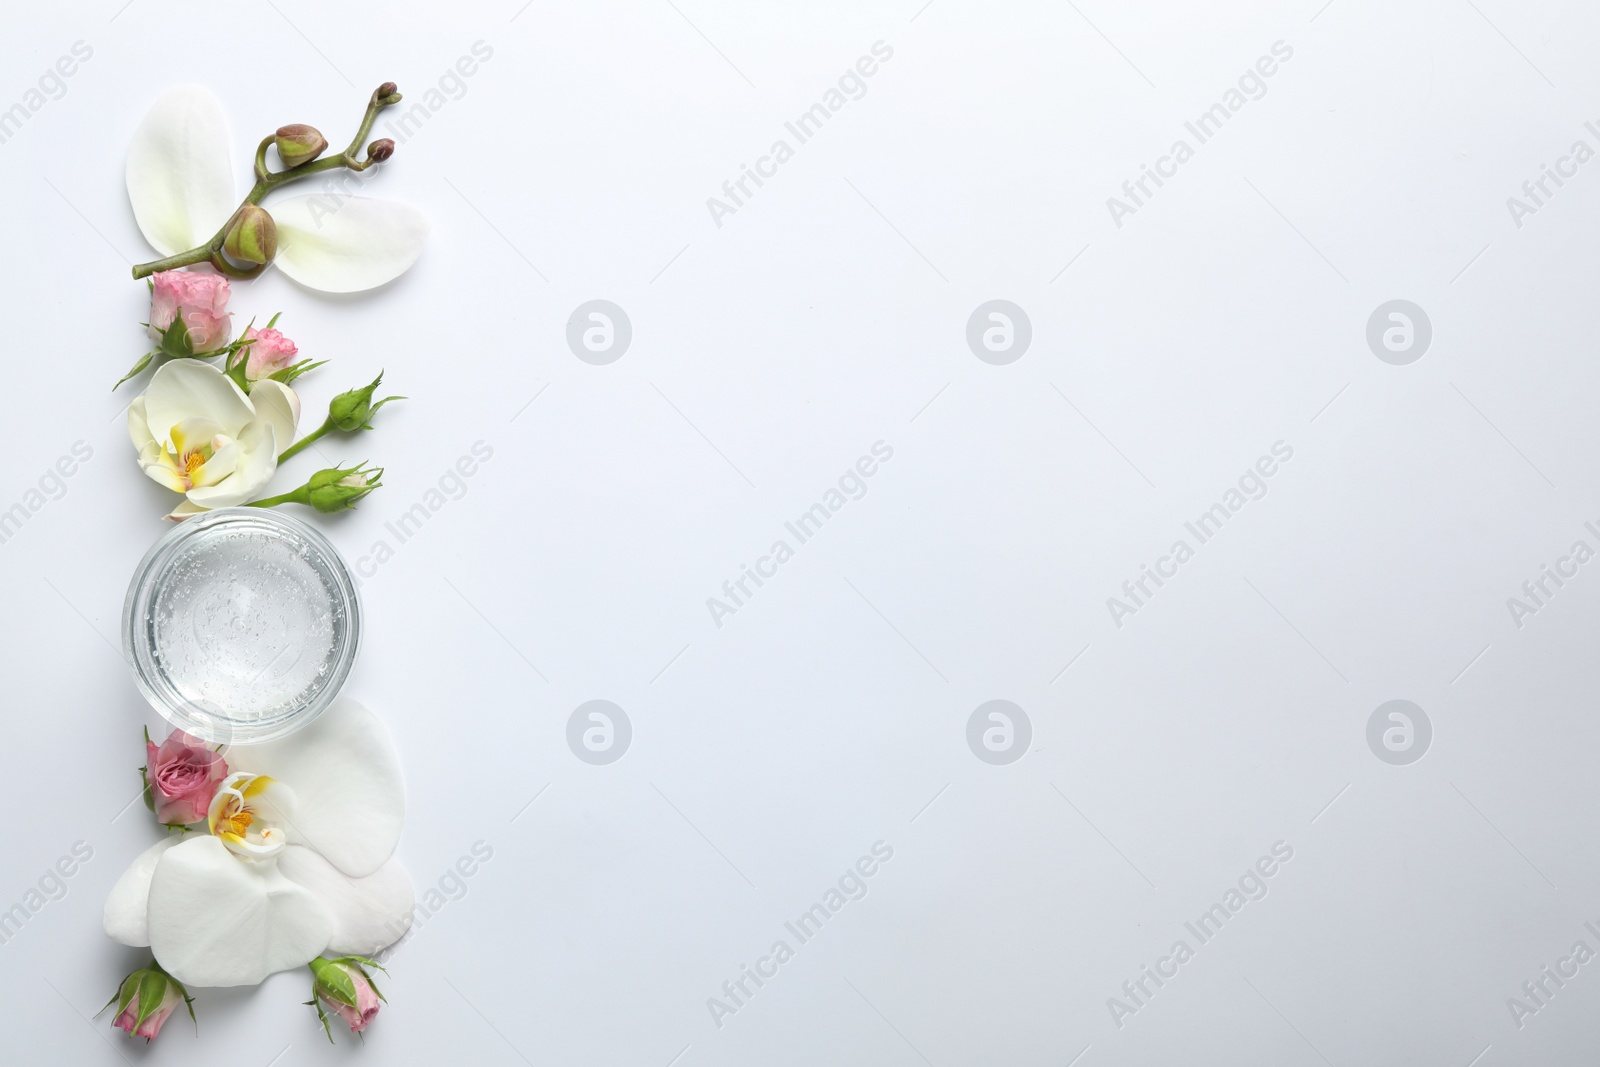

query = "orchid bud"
328;372;403;432
367;138;395;163
106;961;194;1042
274;123;328;168
222;204;277;266
308;464;383;513
375;82;402;106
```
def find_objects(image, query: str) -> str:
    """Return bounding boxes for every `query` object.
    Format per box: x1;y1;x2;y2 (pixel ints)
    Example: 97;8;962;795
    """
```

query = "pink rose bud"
108;963;192;1042
143;729;228;826
147;271;232;356
239;325;299;381
309;956;385;1040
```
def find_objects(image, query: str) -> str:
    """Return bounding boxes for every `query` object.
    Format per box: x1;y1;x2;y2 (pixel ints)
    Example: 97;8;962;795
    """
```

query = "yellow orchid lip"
207;773;286;860
153;420;237;491
214;809;253;838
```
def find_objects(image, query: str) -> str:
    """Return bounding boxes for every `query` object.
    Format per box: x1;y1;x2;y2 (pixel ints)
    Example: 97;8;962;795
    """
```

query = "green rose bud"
222;204;277;267
247;463;384;513
275;123;328;168
308;464;383;513
328;372;403;432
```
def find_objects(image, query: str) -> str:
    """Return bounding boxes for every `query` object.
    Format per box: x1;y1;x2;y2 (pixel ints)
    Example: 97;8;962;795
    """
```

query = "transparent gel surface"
123;508;360;744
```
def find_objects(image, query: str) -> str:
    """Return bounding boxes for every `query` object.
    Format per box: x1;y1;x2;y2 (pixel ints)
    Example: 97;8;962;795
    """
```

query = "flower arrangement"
105;706;412;1041
101;81;422;1042
118;81;423;519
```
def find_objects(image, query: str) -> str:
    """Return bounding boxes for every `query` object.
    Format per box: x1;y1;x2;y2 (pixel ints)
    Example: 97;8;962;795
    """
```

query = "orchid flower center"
156;417;235;492
207;772;287;860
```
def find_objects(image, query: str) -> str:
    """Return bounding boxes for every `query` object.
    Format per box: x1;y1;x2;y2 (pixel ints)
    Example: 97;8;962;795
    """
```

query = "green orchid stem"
247;486;311;509
278;419;331;463
130;84;403;281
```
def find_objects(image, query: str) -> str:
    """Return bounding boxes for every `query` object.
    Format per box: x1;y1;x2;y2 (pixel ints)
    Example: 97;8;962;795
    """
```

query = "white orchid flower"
104;700;413;988
129;360;299;519
128;85;427;293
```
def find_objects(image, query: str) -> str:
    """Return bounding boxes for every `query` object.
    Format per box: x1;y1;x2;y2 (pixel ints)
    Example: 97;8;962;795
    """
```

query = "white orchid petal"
139;454;189;494
143;361;255;447
127;397;156;454
147;835;331;987
277;846;414;956
271;195;428;294
126;86;236;257
248;379;300;452
168;417;225;457
186;419;277;508
167;500;209;520
103;837;182;947
229;698;404;878
189;439;238;487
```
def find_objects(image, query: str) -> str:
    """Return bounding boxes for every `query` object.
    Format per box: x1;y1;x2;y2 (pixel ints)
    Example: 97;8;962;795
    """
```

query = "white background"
2;0;1599;1064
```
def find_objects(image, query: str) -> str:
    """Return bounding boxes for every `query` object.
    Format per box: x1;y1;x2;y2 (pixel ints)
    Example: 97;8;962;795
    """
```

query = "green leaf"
333;956;387;1002
338;954;387;972
311;959;358;1007
167;969;197;1035
112;351;156;392
134;969;167;1030
268;359;328;387
224;355;251;394
366;395;405;424
140;766;154;813
119;972;141;1015
100;971;141;1018
307;998;334;1043
158;317;197;360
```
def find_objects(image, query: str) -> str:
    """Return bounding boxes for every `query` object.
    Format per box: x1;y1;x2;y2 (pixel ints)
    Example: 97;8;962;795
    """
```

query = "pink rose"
144;730;227;826
311;957;384;1036
239;325;298;380
147;270;232;355
112;967;187;1041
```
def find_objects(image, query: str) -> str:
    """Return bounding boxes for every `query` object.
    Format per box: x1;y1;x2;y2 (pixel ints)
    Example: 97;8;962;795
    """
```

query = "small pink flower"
239;325;298;380
144;730;227;826
112;973;184;1041
148;270;231;354
311;957;384;1036
329;968;381;1032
